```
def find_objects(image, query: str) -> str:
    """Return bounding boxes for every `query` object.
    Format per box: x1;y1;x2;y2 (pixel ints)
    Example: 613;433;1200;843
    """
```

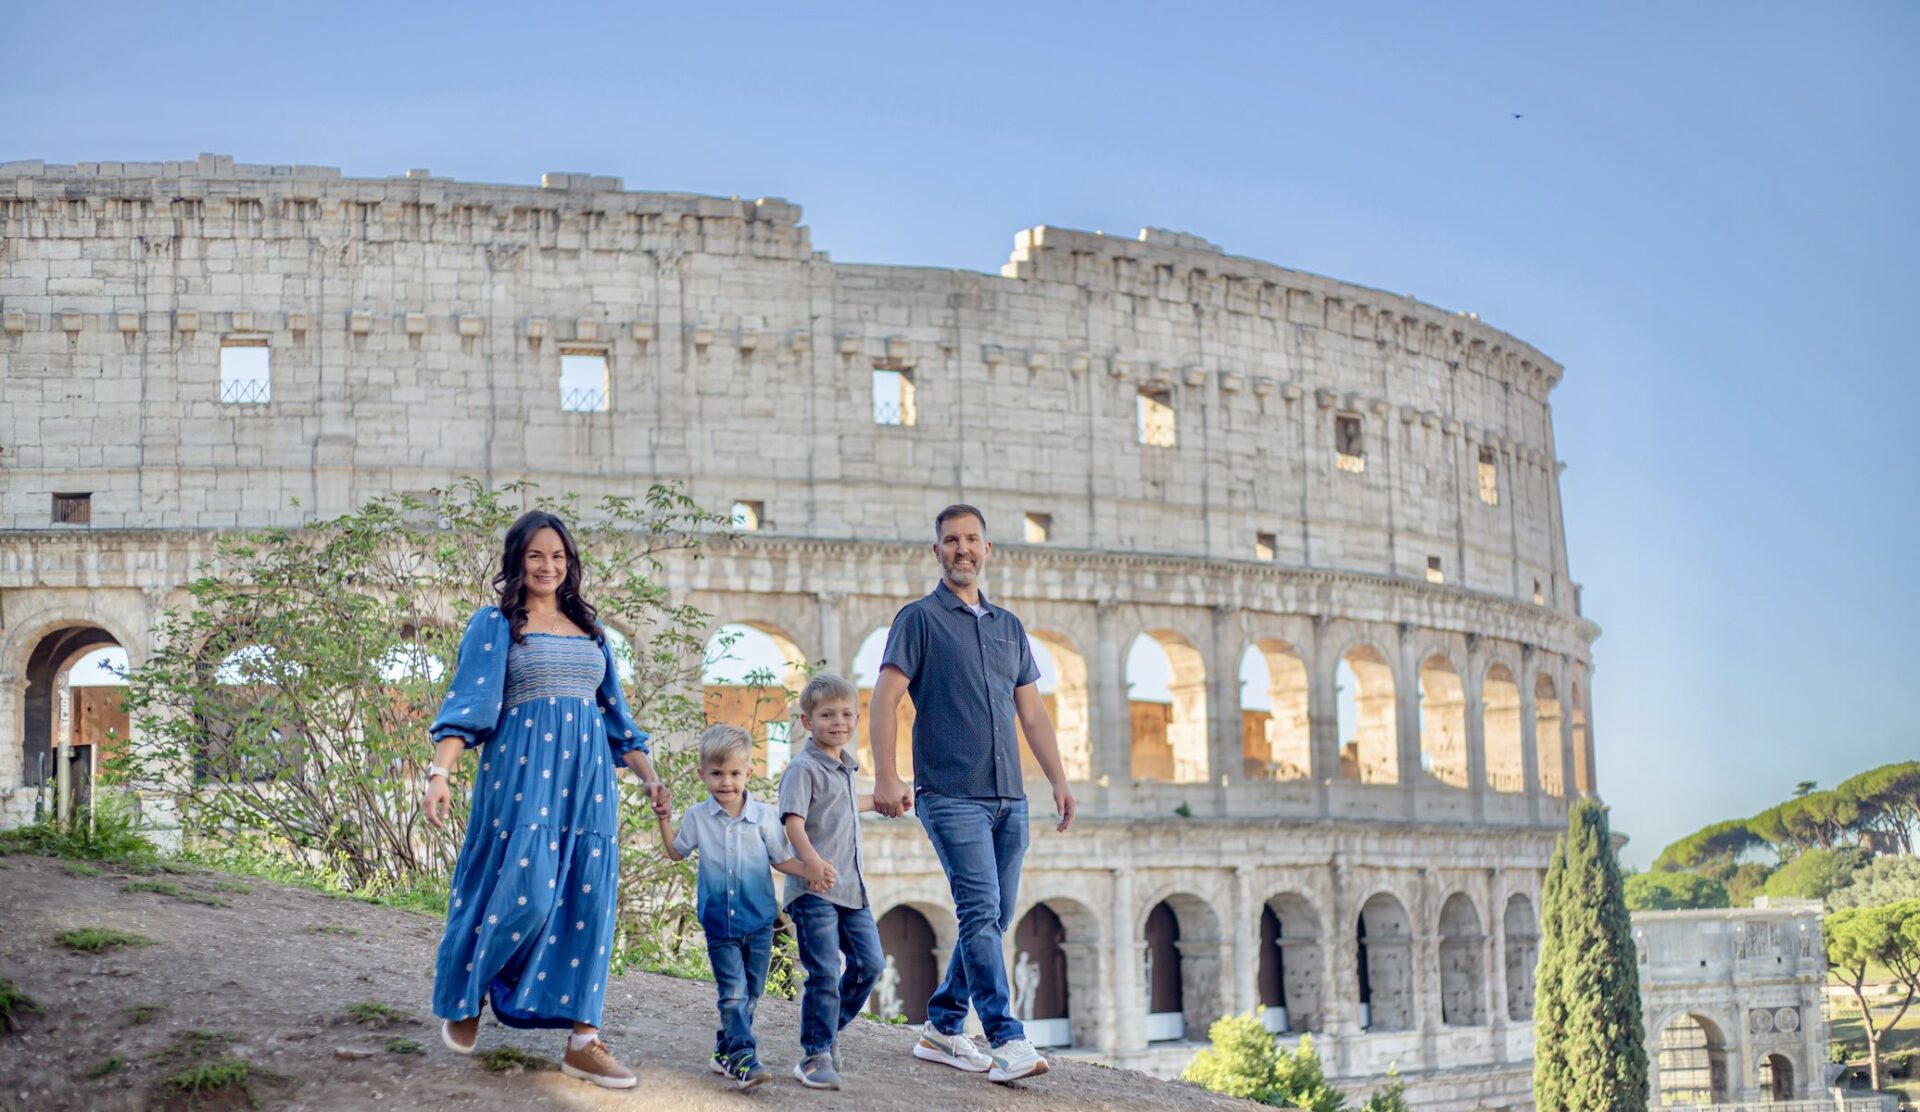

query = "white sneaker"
912;1022;992;1072
987;1038;1048;1083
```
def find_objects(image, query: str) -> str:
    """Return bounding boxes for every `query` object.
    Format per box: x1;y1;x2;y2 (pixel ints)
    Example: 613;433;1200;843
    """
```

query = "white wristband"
426;765;451;780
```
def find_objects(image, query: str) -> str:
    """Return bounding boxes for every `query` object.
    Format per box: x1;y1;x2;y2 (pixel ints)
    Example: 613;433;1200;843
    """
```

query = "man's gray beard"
942;560;979;587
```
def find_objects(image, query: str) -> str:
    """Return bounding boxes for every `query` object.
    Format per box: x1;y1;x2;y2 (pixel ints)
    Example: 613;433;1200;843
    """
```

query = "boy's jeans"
708;923;774;1066
918;792;1029;1047
789;893;884;1057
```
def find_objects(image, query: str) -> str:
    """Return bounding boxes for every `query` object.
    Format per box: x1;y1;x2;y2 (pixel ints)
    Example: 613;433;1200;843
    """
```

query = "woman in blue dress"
419;510;670;1089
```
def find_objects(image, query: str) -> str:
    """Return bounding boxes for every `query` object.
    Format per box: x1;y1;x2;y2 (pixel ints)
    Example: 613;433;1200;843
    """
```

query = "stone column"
1230;865;1256;1014
814;590;845;676
1091;602;1131;791
1108;867;1142;1054
1059;940;1100;1051
1415;866;1439;1071
1308;616;1338;818
1556;660;1579;804
1465;635;1489;822
1487;869;1510;1061
1208;605;1242;806
1395;623;1421;820
1519;645;1543;824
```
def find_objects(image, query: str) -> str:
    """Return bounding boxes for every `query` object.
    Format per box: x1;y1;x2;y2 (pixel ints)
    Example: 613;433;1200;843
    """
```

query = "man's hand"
873;774;913;818
1052;781;1076;833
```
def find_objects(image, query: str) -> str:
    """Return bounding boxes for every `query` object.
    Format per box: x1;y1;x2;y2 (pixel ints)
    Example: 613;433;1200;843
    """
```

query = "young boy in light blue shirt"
657;724;832;1089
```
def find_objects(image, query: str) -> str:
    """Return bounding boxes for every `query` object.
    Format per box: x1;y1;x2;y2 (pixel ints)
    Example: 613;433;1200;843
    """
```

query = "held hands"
642;780;671;819
422;777;453;829
873;774;913;819
803;857;838;893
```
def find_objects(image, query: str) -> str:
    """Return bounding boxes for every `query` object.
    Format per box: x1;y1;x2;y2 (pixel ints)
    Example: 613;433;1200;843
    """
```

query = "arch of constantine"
0;155;1599;1108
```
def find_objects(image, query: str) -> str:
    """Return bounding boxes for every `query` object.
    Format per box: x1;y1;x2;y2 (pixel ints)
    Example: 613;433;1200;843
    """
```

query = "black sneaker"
731;1055;770;1091
709;1049;726;1075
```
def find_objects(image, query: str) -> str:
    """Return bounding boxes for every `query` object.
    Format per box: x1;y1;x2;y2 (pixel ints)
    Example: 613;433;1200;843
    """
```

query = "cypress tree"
1533;799;1649;1111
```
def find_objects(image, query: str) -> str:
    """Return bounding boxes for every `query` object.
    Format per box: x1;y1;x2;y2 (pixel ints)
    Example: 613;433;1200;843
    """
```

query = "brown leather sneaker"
561;1038;638;1090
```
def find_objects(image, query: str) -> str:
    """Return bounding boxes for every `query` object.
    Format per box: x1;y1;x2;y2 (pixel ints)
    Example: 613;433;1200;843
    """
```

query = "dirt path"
0;854;1252;1111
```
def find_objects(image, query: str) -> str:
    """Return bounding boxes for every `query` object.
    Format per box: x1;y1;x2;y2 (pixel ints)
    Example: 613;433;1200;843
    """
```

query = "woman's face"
523;526;567;601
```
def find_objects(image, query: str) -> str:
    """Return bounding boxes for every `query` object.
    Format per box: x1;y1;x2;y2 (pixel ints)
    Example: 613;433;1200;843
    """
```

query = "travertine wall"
0;157;1603;1109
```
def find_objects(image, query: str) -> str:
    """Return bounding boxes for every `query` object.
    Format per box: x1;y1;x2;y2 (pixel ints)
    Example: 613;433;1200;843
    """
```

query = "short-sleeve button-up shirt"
879;581;1040;801
777;741;869;910
672;794;793;939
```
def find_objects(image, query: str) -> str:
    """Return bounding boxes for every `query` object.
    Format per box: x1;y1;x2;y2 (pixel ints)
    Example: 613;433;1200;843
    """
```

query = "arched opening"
1418;654;1469;788
1257;893;1322;1033
1503;893;1539;1022
1356;893;1414;1031
1438;893;1486;1027
1126;632;1208;783
1021;632;1091;782
1336;646;1398;784
852;626;914;780
1144;900;1185;1041
1018;897;1102;1048
1535;673;1564;797
1758;1052;1795;1101
22;628;130;821
702;623;807;776
1484;664;1525;793
1571;680;1594;796
872;905;941;1025
1240;641;1310;781
1013;903;1071;1047
1657;1013;1729;1105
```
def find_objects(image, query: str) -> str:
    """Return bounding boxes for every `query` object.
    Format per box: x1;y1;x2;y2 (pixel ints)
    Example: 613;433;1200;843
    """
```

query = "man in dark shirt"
871;504;1075;1084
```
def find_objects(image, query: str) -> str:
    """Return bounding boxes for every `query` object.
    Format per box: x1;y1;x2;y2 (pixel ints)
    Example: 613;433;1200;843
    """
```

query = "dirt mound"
0;854;1251;1110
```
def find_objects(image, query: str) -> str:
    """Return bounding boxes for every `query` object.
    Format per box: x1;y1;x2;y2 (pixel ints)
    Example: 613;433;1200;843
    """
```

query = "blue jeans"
918;793;1029;1047
708;924;774;1065
789;894;884;1057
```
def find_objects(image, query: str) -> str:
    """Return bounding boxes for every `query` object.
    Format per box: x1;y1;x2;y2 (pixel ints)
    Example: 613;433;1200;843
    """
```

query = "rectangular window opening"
1024;512;1052;544
53;492;92;525
732;500;764;532
1478;446;1500;505
560;350;610;413
1533;579;1545;606
1426;555;1445;585
1136;388;1176;448
1255;532;1277;562
219;338;271;405
872;367;917;426
1335;414;1365;473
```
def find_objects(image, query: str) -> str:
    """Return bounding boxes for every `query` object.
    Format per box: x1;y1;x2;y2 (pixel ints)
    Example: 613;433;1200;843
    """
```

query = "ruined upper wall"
0;157;1582;622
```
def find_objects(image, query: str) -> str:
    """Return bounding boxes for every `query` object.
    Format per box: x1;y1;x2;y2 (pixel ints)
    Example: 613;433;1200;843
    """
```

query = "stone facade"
0;157;1603;1109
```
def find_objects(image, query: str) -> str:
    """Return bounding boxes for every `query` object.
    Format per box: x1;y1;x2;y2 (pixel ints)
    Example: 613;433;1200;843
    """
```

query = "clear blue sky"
7;1;1914;868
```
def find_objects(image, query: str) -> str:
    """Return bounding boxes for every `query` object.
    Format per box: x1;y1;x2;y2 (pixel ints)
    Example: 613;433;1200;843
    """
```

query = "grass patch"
55;926;154;953
0;803;159;867
85;1055;124;1078
123;879;183;897
63;861;102;878
385;1036;424;1055
124;1002;165;1025
159;1058;250;1098
210;880;252;893
476;1046;553;1073
156;1028;240;1064
181;835;450;917
344;1000;414;1028
306;922;360;937
0;978;45;1033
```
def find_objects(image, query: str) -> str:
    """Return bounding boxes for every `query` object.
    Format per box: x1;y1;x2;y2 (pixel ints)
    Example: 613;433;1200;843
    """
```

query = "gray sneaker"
830;1038;844;1074
794;1053;841;1090
912;1022;992;1072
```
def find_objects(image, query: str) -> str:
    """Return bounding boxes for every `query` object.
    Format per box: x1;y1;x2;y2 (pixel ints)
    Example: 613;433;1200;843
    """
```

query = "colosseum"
0;155;1597;1109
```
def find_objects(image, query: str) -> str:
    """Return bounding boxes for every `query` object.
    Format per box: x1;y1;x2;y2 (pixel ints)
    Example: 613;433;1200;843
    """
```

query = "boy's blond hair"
798;672;858;717
697;723;753;768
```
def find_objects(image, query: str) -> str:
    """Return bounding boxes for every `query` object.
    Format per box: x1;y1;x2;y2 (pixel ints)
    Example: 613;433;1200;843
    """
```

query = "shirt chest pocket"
986;633;1023;687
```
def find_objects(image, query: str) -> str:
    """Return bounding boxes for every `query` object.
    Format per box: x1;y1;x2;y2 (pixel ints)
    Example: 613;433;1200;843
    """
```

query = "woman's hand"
423;777;453;829
643;780;670;819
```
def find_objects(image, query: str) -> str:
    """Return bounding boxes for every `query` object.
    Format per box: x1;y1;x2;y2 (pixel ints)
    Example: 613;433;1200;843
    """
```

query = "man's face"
935;513;990;587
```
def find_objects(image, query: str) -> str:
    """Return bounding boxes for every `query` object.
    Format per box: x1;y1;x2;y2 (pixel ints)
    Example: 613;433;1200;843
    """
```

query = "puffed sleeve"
596;635;651;757
429;607;511;749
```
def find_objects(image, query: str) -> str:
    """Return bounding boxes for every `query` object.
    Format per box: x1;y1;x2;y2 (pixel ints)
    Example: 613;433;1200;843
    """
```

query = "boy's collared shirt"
777;741;868;911
672;793;793;939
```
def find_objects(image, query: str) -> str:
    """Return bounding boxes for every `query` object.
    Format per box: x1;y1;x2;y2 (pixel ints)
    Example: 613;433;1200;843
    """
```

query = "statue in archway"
1013;950;1039;1021
871;953;902;1021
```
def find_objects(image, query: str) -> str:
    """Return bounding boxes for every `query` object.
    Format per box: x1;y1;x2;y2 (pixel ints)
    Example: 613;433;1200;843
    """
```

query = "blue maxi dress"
427;606;650;1030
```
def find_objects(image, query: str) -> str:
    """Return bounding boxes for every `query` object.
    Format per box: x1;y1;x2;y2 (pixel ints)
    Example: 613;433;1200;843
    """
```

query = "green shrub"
54;927;154;953
1182;1013;1345;1110
0;979;44;1033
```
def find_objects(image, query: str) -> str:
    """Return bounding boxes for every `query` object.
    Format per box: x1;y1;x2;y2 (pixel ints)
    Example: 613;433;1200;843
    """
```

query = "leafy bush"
1624;870;1728;911
1182;1014;1345;1110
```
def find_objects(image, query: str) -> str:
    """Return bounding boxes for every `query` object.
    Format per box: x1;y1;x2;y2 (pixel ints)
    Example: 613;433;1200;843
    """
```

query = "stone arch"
1240;639;1310;781
1655;1011;1730;1105
1483;663;1524;793
1757;1051;1796;1101
1026;630;1091;782
1570;677;1594;796
1012;894;1102;1050
1356;892;1415;1031
17;625;130;814
1126;631;1209;783
1139;891;1224;1043
1258;892;1323;1033
1437;892;1487;1027
1535;672;1564;798
1335;644;1399;785
872;903;946;1024
1503;892;1539;1021
1417;653;1469;788
851;624;914;779
702;621;808;775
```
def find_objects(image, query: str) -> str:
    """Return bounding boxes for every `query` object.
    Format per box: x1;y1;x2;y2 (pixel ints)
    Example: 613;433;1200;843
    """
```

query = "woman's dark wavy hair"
494;511;604;645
